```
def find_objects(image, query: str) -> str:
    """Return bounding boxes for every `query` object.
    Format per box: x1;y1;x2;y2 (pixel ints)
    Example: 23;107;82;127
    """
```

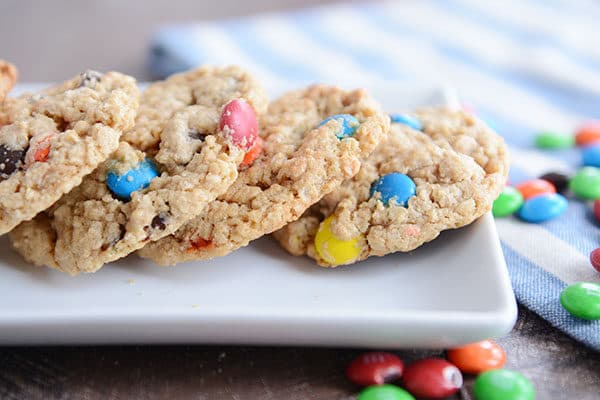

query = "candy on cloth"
106;158;159;201
538;172;569;194
219;98;258;149
10;65;267;275
534;131;574;149
402;358;462;399
517;193;567;223
569;167;600;200
358;384;415;400
318;113;360;139
346;352;404;386
315;215;363;266
582;144;600;168
560;282;600;320
138;85;389;266
474;369;534;400
274;108;508;267
447;340;506;374
370;173;416;207
390;113;422;130
589;248;600;273
0;70;139;235
515;179;556;200
492;187;524;217
575;121;600;147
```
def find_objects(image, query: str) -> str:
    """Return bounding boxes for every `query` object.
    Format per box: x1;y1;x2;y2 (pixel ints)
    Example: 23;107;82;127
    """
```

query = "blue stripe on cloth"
442;0;600;71
359;5;600;119
502;244;600;350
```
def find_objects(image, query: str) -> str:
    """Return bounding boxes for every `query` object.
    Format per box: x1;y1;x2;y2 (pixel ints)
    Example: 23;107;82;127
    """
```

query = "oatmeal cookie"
0;60;17;103
0;70;138;235
137;84;390;265
273;109;508;267
10;66;268;274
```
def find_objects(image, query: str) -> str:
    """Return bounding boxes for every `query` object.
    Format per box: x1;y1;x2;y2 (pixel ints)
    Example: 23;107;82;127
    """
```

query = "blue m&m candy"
370;173;416;207
517;193;567;223
106;158;159;201
582;144;600;168
389;113;422;131
318;114;359;139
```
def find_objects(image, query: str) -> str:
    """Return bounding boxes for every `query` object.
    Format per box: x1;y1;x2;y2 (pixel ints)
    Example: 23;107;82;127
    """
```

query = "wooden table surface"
1;1;599;398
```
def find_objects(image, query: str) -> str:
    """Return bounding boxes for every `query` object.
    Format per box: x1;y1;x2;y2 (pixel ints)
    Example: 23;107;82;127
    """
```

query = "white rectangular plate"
0;83;517;347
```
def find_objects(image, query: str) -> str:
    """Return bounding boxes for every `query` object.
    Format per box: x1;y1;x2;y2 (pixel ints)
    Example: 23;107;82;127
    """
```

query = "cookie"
273;108;508;267
0;60;17;103
9;66;268;275
137;84;390;266
0;70;139;235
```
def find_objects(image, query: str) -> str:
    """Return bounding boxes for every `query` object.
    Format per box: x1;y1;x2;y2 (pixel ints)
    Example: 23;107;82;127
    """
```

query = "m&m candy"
106;158;159;201
538;172;569;194
346;352;404;386
389;113;422;131
590;248;600;273
575;121;600;146
560;282;600;320
517;193;567;223
370;173;416;207
314;215;362;266
515;179;556;200
318;114;360;139
447;340;506;374
358;384;415;400
402;358;462;399
473;369;535;400
569;167;600;200
534;131;574;149
220;98;258;149
492;187;524;217
582;144;600;168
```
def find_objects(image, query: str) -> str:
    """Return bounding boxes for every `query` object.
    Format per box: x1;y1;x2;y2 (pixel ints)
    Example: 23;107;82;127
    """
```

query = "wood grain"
0;307;598;399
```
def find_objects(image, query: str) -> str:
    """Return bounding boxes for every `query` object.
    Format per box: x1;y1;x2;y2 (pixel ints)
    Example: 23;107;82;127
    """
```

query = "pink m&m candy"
346;352;404;386
220;99;258;149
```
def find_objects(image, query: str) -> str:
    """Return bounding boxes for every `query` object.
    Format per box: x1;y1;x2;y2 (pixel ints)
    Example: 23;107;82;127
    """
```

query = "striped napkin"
148;0;600;351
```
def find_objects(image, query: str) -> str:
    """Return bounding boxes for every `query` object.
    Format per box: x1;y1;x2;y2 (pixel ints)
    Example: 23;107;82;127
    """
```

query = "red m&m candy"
220;99;258;149
575;121;600;146
515;179;556;200
346;352;404;386
447;339;506;374
590;248;600;273
402;358;462;399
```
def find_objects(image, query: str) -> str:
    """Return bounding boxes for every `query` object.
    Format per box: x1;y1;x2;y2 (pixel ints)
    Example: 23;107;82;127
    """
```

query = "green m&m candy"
560;282;600;320
473;369;535;400
358;384;415;400
534;131;574;149
569;167;600;200
492;187;524;217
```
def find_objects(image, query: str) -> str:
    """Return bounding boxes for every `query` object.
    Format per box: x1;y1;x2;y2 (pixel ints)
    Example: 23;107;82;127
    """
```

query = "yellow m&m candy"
314;215;362;266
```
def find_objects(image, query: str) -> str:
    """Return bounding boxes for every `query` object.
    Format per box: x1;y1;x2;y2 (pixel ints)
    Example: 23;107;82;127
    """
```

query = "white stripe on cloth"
381;1;600;95
315;7;585;131
508;147;575;177
496;218;600;285
455;0;600;61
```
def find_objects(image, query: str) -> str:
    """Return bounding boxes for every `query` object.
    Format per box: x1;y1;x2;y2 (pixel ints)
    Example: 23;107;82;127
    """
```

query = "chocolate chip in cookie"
0;144;25;180
79;70;103;88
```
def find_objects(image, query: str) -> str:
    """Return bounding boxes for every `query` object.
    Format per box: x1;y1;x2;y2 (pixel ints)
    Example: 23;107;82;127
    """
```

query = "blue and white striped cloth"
148;0;600;351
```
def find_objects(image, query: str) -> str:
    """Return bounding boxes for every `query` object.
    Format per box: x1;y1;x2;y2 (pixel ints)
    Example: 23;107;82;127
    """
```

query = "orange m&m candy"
447;339;506;374
575;121;600;146
240;136;263;169
515;179;556;200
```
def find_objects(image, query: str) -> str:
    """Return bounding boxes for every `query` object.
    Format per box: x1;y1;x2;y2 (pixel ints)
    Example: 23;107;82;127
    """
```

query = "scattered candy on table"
559;282;600;321
220;98;258;149
106;158;159;201
569;167;600;200
515;179;556;200
401;358;462;399
318;113;360;139
447;339;506;374
538;172;569;194
370;173;416;207
346;352;404;386
517;193;568;223
473;369;535;400
314;215;362;265
591;249;600;273
575;121;600;147
357;384;415;400
582;144;600;168
389;113;422;131
492;187;524;217
534;131;574;149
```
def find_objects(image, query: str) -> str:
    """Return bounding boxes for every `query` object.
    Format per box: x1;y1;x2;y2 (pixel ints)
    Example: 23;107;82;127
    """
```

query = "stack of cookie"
0;61;508;275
